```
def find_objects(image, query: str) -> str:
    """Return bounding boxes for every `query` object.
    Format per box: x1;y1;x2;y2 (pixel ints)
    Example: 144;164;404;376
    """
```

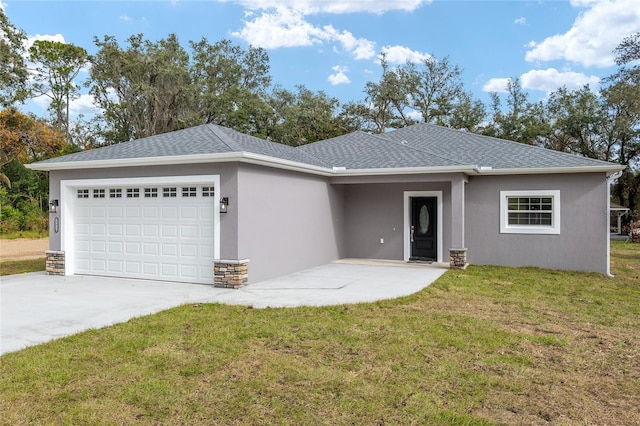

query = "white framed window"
126;188;140;198
77;189;89;199
202;186;215;197
182;187;197;197
110;188;122;198
93;189;105;198
144;188;158;198
500;190;560;235
163;187;177;198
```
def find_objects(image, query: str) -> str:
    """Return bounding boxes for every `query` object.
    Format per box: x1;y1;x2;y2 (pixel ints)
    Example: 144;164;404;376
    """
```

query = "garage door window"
93;189;105;198
182;187;197;197
77;189;89;198
144;188;158;198
163;187;177;197
126;188;140;198
110;188;122;198
202;186;214;197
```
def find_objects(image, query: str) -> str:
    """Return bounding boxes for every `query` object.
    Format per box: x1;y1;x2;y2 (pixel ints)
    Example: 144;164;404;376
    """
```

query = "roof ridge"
206;124;242;151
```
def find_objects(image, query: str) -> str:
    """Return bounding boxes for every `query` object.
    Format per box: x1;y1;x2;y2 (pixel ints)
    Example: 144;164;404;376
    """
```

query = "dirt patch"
0;238;49;261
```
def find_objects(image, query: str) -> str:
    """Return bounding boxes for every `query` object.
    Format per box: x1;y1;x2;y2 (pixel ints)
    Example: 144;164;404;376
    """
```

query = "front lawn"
0;258;45;276
1;242;638;425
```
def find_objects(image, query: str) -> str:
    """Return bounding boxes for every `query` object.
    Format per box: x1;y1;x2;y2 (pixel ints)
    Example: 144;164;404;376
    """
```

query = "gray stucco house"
28;123;624;287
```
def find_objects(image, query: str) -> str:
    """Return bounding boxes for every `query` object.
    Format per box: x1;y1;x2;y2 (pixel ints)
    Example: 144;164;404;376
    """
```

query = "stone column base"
449;248;468;270
45;250;65;275
214;259;249;289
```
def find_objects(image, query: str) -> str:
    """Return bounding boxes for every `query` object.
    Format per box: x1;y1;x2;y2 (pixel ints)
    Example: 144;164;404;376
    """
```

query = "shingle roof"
375;123;614;169
33;122;619;173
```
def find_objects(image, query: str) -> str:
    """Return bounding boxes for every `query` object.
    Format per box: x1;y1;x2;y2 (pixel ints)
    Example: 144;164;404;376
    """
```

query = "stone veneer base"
449;248;468;270
214;259;249;289
45;250;65;275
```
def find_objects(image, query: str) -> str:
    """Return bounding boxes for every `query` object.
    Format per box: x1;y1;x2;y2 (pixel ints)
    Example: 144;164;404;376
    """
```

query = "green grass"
0;230;48;239
0;258;45;275
1;242;639;425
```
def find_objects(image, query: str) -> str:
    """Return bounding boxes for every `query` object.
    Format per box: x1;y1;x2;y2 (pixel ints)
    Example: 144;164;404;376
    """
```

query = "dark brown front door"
410;197;437;261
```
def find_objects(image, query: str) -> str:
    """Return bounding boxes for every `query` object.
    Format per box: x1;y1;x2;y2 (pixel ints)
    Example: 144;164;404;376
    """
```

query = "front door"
410;197;437;261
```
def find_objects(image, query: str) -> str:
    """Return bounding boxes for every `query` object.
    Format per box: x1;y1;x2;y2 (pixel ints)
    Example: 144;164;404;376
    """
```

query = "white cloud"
482;78;511;93
119;15;132;22
68;93;101;117
520;68;600;92
232;0;430;15
328;65;350;85
0;2;6;12
514;17;526;25
525;0;640;68
380;45;430;64
233;8;376;59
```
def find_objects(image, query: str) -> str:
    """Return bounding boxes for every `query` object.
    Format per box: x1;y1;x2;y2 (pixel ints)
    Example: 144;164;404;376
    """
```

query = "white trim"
403;191;443;263
26;151;624;177
60;175;220;276
500;190;561;235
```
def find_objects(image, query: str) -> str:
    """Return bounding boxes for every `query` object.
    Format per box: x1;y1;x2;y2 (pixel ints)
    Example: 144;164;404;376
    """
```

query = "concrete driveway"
0;260;446;355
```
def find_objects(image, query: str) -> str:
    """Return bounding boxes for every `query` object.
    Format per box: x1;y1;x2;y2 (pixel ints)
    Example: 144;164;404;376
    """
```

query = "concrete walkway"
0;261;446;355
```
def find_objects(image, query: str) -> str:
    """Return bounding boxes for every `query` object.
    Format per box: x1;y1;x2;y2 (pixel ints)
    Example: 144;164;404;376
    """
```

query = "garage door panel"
143;243;159;255
125;206;140;218
108;241;123;254
108;261;123;273
143;224;159;237
91;224;106;235
125;224;141;236
162;244;178;256
74;181;215;284
162;206;178;219
108;207;123;218
161;225;178;238
181;225;198;238
125;262;141;274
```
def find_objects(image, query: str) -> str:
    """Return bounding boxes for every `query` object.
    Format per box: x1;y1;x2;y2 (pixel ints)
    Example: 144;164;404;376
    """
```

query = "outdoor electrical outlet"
380;238;384;244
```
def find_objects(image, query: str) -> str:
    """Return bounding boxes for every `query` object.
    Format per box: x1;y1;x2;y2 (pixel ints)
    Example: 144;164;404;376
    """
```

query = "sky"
3;0;640;120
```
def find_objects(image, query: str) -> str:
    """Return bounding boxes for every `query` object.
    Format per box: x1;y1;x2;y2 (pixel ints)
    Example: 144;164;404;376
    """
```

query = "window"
500;190;560;234
182;187;197;197
93;189;105;198
163;187;177;198
144;188;158;198
110;188;122;198
126;188;140;198
202;186;215;197
77;189;89;199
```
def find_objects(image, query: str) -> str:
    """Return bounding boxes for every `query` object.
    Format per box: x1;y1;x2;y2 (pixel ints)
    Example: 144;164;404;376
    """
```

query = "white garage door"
73;182;216;284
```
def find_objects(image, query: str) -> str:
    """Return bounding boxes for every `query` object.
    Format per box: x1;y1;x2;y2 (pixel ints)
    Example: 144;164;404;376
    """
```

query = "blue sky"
3;0;640;120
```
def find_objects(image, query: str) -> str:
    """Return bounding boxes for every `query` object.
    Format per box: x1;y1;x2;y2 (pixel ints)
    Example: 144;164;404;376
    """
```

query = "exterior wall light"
49;199;59;214
220;197;229;214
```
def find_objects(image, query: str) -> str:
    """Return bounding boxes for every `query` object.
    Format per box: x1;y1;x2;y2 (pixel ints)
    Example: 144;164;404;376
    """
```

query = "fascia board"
474;165;626;176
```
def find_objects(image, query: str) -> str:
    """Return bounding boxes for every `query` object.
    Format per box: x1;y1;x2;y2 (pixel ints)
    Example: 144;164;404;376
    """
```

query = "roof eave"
474;164;626;176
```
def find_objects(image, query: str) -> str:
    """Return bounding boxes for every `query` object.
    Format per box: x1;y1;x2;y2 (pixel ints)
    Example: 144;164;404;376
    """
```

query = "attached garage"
60;175;220;284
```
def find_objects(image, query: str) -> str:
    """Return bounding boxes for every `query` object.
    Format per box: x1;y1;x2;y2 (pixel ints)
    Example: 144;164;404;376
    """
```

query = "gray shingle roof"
298;131;467;169
376;123;614;169
34;122;618;172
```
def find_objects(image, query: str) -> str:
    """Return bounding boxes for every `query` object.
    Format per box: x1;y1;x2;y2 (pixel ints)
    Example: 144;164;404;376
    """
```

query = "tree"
543;86;611;159
89;34;196;144
28;40;88;142
190;38;272;135
0;11;28;107
604;32;640;226
0;108;66;164
401;55;464;124
485;78;548;145
267;85;344;146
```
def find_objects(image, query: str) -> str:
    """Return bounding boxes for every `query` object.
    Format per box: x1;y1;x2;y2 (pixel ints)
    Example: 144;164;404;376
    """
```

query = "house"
27;123;625;287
